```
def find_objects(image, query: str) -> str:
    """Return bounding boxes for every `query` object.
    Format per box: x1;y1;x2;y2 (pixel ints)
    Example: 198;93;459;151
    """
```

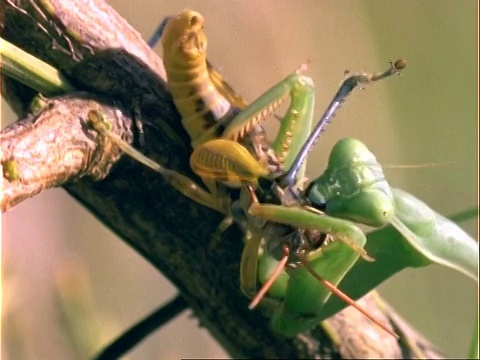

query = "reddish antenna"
248;245;290;310
296;252;398;339
248;245;398;339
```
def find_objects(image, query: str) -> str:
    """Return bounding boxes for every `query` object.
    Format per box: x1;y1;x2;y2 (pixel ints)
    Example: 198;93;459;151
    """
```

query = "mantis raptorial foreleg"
86;68;318;212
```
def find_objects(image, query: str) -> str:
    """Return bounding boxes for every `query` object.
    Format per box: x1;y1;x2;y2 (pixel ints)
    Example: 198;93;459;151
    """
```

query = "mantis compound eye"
304;182;327;211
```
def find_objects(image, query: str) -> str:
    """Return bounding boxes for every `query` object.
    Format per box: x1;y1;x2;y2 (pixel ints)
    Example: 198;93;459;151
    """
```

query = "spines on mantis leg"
214;72;316;179
161;10;233;144
221;74;314;144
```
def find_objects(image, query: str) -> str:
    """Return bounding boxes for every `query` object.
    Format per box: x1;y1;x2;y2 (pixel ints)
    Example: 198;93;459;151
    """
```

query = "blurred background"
2;1;477;359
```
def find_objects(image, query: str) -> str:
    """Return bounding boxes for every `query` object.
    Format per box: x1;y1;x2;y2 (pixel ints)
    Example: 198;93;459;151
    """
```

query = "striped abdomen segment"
161;9;233;143
189;139;269;186
164;54;231;143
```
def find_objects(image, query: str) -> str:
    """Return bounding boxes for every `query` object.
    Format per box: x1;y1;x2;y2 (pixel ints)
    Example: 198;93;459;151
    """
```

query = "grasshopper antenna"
296;252;399;339
147;16;173;48
280;59;407;188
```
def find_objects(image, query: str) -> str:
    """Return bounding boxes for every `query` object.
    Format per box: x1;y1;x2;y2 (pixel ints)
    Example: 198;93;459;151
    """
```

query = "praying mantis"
88;9;478;345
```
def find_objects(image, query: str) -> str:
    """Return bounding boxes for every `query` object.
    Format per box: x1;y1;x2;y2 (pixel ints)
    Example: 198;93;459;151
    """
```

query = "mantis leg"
264;72;315;174
240;191;400;338
189;72;315;186
221;72;315;167
87;110;229;214
246;203;367;328
249;203;370;261
239;188;369;305
276;236;365;335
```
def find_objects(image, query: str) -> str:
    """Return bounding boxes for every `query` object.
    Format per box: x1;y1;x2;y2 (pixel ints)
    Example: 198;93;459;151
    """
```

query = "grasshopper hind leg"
88;110;230;214
209;215;234;251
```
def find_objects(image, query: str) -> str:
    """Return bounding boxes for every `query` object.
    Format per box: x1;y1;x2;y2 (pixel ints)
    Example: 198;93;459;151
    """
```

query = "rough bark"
1;0;445;358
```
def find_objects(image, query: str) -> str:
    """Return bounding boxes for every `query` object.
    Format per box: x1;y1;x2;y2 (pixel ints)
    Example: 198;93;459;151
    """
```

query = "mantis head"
306;138;395;227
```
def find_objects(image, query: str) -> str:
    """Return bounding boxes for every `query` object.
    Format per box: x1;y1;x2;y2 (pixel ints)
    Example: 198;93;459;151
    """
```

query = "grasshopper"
89;9;478;343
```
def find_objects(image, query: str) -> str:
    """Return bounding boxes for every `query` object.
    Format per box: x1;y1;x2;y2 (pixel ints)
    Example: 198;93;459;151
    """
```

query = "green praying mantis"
88;9;478;345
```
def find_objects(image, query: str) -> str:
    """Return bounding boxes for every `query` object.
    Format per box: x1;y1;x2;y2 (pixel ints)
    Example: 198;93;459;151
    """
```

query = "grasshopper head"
162;10;207;60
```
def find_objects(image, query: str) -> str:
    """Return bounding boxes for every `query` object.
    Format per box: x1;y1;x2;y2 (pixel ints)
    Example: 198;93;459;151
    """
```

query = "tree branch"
1;0;445;358
1;95;132;210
